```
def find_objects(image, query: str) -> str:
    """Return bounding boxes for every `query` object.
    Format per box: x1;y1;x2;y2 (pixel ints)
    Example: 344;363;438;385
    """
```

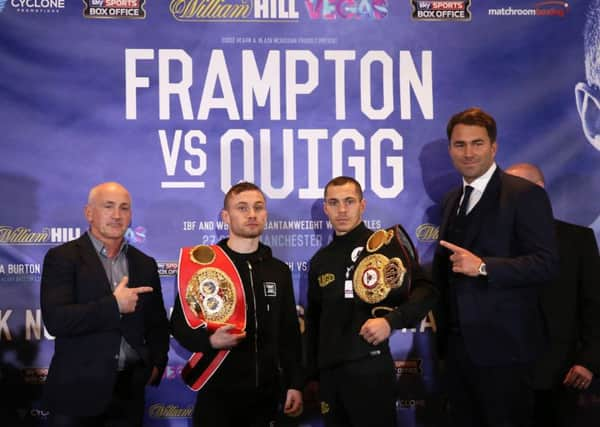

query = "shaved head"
88;182;131;205
505;163;545;188
85;182;132;245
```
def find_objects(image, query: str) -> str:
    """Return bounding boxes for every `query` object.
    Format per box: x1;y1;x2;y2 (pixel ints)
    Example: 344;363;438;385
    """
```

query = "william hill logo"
169;0;299;21
0;226;81;245
148;404;193;418
415;223;438;242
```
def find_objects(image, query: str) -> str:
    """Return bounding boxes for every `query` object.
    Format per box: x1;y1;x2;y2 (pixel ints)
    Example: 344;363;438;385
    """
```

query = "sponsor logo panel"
9;0;65;14
305;0;388;20
415;223;438;242
488;1;569;17
410;0;471;21
157;261;178;276
170;0;299;22
0;226;81;245
0;262;42;283
83;0;146;19
395;359;423;376
148;404;193;418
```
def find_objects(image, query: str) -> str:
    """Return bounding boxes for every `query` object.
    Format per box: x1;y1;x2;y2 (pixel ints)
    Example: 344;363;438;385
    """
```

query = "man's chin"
240;231;263;239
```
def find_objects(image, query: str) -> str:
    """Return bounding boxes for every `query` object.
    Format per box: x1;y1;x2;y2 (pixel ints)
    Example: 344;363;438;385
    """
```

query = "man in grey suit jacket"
41;182;169;426
507;163;600;427
432;108;558;427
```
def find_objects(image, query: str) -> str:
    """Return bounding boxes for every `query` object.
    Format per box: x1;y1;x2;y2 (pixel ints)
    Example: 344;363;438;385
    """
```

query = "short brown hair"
223;182;265;209
446;107;497;142
324;176;363;200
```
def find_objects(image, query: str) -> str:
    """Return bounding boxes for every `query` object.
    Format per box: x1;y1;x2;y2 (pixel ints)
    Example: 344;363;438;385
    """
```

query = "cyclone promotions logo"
83;0;146;19
410;0;471;21
10;0;65;14
124;225;147;244
305;0;388;20
415;223;438;242
169;0;299;22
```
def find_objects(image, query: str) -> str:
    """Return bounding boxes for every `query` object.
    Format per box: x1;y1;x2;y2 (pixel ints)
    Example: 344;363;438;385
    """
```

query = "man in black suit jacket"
41;182;170;426
432;108;558;427
506;163;600;427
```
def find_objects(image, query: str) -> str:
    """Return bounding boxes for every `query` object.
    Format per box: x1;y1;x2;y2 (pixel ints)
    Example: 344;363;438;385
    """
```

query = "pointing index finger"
440;240;463;254
132;286;154;294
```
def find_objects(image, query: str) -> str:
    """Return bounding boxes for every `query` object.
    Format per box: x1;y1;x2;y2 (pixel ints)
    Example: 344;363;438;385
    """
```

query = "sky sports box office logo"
411;0;471;21
83;0;145;18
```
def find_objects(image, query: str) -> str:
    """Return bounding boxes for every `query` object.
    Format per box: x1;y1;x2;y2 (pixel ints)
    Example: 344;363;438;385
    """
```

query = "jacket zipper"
247;260;259;387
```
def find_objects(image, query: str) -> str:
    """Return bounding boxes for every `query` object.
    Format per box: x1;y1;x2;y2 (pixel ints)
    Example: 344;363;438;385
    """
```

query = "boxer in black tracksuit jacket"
171;238;303;426
306;219;437;427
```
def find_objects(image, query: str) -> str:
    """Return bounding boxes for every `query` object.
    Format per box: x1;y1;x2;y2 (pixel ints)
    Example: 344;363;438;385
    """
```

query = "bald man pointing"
41;182;169;426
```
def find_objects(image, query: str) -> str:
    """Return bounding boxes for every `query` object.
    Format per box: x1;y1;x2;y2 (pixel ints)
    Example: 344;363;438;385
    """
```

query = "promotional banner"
1;0;600;425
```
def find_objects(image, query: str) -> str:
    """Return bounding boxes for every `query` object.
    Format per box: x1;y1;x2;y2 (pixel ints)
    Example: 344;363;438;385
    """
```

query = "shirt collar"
87;231;128;258
462;162;497;194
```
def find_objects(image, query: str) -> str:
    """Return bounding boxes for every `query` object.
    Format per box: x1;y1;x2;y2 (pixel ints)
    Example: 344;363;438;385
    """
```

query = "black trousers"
445;333;534;427
533;388;578;427
47;365;147;427
192;385;280;427
319;353;397;427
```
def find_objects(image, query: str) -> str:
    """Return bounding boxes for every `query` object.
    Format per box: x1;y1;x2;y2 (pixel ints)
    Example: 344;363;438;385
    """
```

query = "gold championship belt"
185;249;237;324
352;224;418;306
178;245;246;391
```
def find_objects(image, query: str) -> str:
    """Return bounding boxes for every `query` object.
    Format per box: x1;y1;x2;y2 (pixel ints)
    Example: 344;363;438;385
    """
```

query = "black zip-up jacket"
306;222;437;377
171;239;304;393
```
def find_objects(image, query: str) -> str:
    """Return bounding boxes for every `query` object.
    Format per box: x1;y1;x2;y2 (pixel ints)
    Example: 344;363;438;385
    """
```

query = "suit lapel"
439;188;461;240
461;168;502;249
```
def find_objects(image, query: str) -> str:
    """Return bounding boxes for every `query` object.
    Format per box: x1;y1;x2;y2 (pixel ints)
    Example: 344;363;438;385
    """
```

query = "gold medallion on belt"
185;245;237;323
353;229;407;304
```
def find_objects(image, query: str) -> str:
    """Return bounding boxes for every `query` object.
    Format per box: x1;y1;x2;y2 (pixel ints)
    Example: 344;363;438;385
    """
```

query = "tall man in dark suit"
506;163;600;427
432;108;558;427
41;182;170;426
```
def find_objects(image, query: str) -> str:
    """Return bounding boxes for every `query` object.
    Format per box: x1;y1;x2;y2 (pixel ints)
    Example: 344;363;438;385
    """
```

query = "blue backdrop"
1;0;600;425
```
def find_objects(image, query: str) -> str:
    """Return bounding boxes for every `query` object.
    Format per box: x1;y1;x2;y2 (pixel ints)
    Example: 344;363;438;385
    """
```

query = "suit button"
115;354;119;360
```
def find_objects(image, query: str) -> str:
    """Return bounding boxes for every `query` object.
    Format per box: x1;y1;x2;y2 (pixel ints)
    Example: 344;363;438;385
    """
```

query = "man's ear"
221;209;229;225
575;82;600;150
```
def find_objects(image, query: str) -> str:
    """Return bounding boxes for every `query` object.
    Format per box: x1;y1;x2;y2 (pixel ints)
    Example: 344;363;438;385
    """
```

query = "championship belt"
352;224;418;310
177;245;246;391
